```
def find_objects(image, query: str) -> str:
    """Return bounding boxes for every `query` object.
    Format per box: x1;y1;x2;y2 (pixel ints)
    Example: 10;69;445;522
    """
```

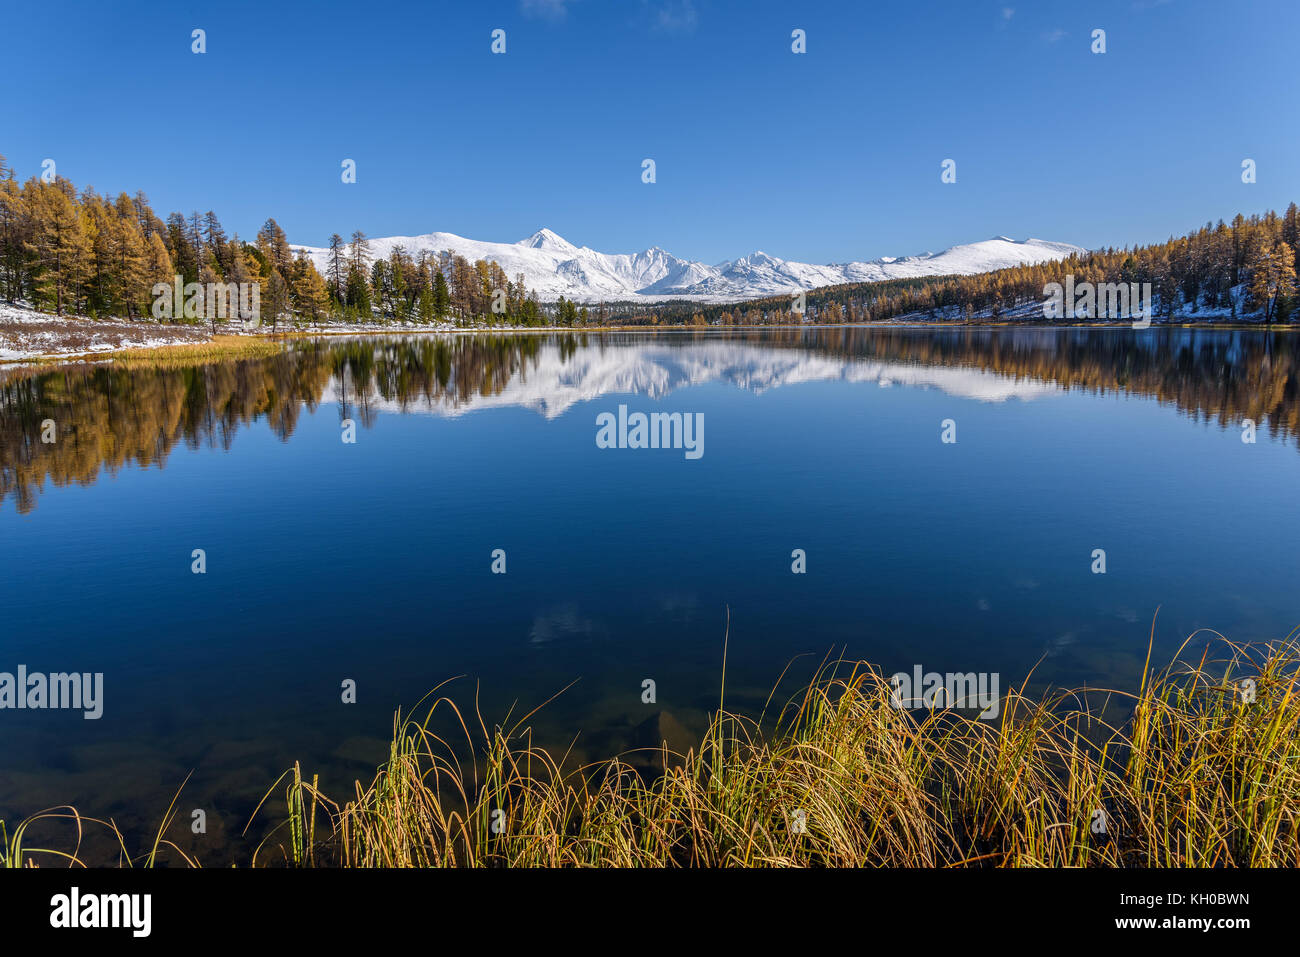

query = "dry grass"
5;630;1298;868
109;335;287;365
250;629;1300;868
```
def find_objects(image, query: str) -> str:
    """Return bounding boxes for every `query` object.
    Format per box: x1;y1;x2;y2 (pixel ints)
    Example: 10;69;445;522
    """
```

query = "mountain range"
294;229;1085;304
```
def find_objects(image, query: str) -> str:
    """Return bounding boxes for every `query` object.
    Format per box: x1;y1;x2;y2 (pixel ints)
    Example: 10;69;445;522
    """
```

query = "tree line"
635;205;1300;326
3;153;1295;329
0;154;577;328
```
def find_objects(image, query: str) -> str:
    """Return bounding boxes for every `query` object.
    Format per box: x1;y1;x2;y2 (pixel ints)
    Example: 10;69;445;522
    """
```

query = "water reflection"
4;326;1299;513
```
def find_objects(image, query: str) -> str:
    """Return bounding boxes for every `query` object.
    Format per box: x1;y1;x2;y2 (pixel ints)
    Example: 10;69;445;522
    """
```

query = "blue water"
2;326;1298;858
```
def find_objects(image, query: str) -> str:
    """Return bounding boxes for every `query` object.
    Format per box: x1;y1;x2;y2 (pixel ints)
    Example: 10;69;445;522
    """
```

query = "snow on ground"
0;302;213;361
888;283;1268;324
0;302;606;363
1;277;1278;366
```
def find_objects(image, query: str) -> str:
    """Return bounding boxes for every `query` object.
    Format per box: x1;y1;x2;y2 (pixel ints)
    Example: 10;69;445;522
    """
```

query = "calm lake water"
2;325;1299;860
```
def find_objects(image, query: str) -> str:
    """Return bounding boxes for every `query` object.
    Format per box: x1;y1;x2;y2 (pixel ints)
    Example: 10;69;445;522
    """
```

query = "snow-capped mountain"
293;229;1084;304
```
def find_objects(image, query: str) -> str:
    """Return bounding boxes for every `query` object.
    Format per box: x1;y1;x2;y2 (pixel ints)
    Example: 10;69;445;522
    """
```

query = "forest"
0;153;563;328
640;206;1300;327
2;152;1296;330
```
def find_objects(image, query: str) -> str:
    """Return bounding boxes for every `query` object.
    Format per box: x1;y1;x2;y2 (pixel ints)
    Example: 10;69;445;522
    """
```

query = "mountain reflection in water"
4;326;1298;514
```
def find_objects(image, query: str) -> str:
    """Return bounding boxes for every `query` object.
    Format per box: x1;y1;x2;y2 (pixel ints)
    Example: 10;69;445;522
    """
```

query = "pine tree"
345;264;370;318
326;233;346;301
204;211;229;274
432;269;449;319
165;211;197;284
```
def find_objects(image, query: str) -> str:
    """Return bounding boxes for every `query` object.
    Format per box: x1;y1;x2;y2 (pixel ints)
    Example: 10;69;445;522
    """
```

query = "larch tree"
145;231;175;317
0;171;25;302
111;198;149;318
265;268;290;332
24;179;92;314
1249;239;1297;323
348;230;371;272
292;255;329;323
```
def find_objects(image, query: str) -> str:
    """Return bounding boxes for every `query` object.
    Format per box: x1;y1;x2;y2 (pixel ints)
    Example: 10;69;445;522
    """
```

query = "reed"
109;335;286;365
5;632;1297;867
252;631;1300;867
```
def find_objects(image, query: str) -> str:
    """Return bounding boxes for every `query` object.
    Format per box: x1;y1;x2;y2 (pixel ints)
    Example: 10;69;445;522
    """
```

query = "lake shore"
5;327;1299;869
4;636;1296;868
4;299;1299;366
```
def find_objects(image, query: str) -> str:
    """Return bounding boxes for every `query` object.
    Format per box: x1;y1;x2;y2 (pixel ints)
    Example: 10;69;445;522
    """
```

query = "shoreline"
5;312;1300;368
4;636;1296;868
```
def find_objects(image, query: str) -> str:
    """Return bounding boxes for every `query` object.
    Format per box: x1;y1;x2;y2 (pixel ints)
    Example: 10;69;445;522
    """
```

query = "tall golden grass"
5;630;1298;867
109;336;286;365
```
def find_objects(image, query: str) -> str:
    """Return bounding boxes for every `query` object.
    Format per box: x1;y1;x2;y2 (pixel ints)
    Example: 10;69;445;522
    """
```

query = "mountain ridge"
293;229;1086;304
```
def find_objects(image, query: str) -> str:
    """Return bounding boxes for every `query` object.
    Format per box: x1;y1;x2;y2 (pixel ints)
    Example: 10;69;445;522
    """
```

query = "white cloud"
645;0;699;32
521;0;570;19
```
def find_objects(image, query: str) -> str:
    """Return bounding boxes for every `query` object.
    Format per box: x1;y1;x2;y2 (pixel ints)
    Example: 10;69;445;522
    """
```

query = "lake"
2;325;1298;861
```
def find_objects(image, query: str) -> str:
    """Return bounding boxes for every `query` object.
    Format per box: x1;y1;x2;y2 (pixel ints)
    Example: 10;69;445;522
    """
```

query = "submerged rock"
631;710;695;772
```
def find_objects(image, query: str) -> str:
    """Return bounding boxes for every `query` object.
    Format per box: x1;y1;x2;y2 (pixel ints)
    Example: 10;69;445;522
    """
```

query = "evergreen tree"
345;264;371;317
204;211;229;274
326;233;346;301
432;269;450;319
165;211;197;284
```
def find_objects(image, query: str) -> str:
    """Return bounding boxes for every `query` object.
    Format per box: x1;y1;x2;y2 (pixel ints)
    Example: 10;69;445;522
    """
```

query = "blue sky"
1;0;1296;263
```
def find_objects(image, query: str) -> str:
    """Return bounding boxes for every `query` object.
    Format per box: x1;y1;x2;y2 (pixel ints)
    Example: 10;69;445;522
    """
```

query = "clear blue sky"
1;0;1296;263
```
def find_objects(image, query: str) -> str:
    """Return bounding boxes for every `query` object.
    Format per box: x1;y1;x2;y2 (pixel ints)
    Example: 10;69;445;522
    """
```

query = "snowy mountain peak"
294;230;1085;305
519;228;577;252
